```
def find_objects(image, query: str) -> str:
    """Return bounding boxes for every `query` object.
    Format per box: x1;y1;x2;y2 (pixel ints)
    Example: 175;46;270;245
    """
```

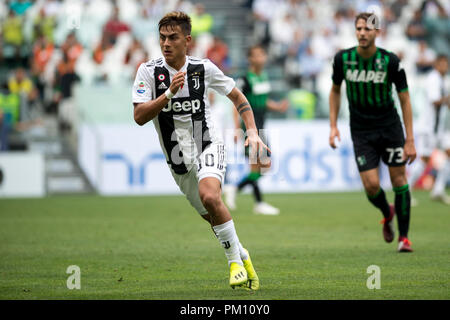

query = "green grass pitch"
0;191;449;299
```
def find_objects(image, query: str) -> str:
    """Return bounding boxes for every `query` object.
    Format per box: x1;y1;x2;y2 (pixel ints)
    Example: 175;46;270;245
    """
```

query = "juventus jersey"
132;56;235;175
417;69;449;134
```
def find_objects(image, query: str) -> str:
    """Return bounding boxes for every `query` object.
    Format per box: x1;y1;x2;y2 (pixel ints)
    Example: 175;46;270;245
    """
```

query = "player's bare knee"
392;175;407;188
200;191;221;210
365;182;380;196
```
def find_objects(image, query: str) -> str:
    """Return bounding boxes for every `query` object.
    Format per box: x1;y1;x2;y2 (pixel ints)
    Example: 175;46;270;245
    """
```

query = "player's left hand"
403;139;417;164
245;130;271;168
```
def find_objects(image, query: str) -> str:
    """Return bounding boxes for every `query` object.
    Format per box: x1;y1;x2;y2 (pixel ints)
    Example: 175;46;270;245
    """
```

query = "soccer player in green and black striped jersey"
329;12;417;252
224;45;288;215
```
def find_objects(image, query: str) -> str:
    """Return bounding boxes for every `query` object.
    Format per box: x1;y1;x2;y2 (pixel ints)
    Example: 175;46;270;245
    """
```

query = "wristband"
165;88;175;100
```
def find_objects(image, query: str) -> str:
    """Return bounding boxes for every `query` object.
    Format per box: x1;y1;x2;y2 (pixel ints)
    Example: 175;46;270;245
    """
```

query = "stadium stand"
0;0;448;194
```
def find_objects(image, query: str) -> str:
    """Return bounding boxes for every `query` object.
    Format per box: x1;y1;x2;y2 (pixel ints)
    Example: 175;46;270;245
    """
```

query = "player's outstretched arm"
133;71;186;125
267;99;289;113
398;90;417;164
329;83;341;149
227;87;271;157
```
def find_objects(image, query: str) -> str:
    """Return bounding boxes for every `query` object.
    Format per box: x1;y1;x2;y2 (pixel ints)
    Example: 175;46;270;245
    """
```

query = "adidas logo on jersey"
158;82;168;90
346;70;386;83
162;99;201;113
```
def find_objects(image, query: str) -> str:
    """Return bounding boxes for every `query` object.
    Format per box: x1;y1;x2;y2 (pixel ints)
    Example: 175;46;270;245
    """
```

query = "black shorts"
351;122;406;172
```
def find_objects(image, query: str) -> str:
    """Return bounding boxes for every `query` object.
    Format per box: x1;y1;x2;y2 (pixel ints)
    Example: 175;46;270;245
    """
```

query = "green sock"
367;188;391;219
393;184;411;238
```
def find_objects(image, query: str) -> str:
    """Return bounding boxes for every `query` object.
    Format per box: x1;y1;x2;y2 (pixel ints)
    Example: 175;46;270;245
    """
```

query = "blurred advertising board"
0;153;45;198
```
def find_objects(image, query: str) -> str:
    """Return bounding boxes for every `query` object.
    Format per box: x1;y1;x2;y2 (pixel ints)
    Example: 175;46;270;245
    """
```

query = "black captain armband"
237;102;251;115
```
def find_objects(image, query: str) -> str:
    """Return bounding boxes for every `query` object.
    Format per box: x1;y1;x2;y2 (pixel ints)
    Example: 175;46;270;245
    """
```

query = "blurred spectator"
132;7;158;44
0;108;4;150
55;51;79;97
270;13;298;58
190;3;213;38
42;0;62;18
8;68;38;103
31;34;54;102
2;10;25;66
415;40;436;74
252;0;277;46
144;0;165;20
173;0;194;13
422;0;450;55
311;27;337;62
103;6;131;46
301;5;321;37
125;37;147;73
93;33;113;65
8;68;42;128
206;36;230;74
275;0;307;22
406;9;427;41
61;32;83;65
33;8;56;43
383;6;397;25
391;0;408;20
53;52;80;131
31;34;54;75
284;29;304;86
2;10;23;47
9;0;32;16
298;45;323;94
0;82;20;150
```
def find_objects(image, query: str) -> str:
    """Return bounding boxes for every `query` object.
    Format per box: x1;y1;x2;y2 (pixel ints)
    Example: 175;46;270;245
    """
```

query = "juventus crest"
191;71;202;90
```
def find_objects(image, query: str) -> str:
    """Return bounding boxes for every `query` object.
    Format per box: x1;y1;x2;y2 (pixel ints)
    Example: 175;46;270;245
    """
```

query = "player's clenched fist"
169;72;186;94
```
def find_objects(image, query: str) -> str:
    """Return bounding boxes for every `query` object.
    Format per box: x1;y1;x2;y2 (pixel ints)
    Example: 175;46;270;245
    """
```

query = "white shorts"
416;131;450;157
170;143;227;215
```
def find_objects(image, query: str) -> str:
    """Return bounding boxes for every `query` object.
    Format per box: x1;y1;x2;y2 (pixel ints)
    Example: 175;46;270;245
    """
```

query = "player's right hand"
329;127;341;149
245;130;271;168
169;71;186;95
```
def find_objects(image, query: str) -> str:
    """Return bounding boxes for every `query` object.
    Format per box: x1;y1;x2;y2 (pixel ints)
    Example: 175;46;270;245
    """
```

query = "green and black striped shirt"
237;70;271;129
332;46;408;130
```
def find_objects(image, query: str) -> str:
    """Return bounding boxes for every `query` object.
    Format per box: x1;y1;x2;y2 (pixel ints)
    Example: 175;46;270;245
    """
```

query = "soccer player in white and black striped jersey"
132;12;268;290
408;55;450;205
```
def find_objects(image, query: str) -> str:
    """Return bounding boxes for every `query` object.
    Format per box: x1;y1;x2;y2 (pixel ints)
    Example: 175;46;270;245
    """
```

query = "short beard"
359;39;374;49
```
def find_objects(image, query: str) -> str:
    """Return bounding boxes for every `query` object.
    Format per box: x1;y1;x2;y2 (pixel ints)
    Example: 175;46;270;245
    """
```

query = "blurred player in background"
225;45;288;215
132;12;268;290
329;13;417;252
408;54;450;205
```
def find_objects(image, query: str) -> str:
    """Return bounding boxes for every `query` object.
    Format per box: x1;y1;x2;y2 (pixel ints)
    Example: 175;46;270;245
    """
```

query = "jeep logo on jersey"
162;99;201;113
346;70;386;83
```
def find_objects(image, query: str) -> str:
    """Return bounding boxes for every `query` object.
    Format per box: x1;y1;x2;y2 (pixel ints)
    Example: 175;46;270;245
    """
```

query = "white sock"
432;158;450;196
212;220;243;266
409;160;426;187
238;242;249;260
211;226;248;260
